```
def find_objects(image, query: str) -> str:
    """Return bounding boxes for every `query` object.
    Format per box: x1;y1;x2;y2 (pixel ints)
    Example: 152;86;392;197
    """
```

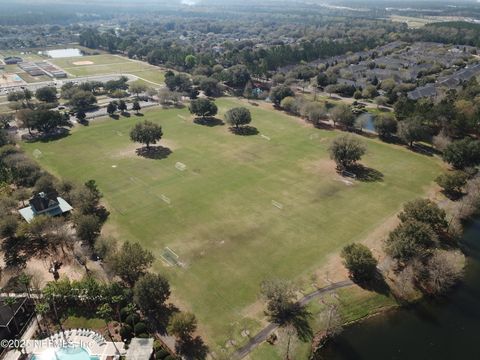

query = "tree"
133;273;171;313
132;100;141;114
107;102;117;116
28;110;71;134
35;302;50;335
68;90;97;111
280;96;299;114
118;100;128;114
199;77;221;97
374;114;397;139
414;250;464;295
260;279;312;342
35;87;57;103
168;312;197;340
109;241;154;286
185;55;197;69
442;138;480;169
330;104;354;129
189;98;218;119
397;118;427;147
384;220;437;262
270;85;294;105
341;243;378;282
398;199;448;235
329;135;366;170
76;110;86;123
224;107;252;129
74;214;101;245
129;81;148;99
130;121;163;149
435;171;468;198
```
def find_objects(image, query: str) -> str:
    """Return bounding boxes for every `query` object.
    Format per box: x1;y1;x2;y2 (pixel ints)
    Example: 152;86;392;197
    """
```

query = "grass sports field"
50;54;165;85
22;98;442;350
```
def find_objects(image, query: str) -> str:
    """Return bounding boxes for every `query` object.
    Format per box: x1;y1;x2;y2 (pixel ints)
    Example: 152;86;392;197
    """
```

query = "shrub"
134;322;148;335
155;349;169;359
120;324;133;339
125;313;140;326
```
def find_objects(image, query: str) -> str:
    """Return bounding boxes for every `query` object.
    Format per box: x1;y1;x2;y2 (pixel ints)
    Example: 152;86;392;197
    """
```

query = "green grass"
22;98;442;350
50;54;164;85
63;316;105;330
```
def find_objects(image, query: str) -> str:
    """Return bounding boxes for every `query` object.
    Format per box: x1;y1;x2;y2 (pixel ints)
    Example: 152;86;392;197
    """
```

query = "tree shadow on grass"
23;128;71;143
109;114;120;120
349;164;384;182
135;146;172;160
354;269;390;297
193;117;224;127
314;120;334;131
411;143;440;157
134;112;144;117
176;336;209;360
229;125;259;136
121;111;131;118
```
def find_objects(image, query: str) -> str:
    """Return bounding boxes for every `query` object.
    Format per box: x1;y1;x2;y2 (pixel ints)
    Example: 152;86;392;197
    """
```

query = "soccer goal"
175;162;187;171
161;247;180;267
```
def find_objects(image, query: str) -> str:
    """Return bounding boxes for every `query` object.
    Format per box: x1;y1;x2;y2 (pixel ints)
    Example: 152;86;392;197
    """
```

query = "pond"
320;220;480;359
43;48;83;58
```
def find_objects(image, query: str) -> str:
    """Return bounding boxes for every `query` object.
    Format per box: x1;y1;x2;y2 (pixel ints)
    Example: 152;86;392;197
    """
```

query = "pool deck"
25;330;125;360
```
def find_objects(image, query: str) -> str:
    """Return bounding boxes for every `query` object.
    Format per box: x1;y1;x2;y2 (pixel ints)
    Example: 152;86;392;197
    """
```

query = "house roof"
19;196;73;223
0;298;27;328
29;192;59;213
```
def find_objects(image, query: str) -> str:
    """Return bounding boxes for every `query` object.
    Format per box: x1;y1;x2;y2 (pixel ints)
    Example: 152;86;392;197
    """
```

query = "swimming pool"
33;346;99;360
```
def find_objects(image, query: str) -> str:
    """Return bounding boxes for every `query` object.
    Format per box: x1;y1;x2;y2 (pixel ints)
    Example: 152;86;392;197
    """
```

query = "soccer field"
22;98;442;350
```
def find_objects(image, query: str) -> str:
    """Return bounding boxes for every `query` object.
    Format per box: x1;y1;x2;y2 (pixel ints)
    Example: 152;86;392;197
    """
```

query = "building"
0;297;34;357
19;192;73;223
4;56;23;65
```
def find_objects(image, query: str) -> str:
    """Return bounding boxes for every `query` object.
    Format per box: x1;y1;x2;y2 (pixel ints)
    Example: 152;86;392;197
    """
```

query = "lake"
44;48;83;58
320;220;480;359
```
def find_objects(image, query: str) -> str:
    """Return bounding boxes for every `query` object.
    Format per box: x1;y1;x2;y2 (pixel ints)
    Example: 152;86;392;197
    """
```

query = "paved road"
232;279;354;359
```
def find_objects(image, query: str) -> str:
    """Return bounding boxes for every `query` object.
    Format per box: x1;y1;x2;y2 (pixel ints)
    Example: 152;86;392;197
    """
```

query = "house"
407;85;437;100
19;192;73;223
4;56;23;65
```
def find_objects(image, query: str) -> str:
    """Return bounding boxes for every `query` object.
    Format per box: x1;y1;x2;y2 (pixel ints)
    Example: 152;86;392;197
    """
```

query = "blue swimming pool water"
32;346;99;360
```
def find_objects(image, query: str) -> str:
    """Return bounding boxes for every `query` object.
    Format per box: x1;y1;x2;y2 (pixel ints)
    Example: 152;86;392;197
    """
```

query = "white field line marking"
159;194;171;204
165;247;179;258
160;255;174;267
175;162;187;171
271;200;284;209
261;134;271;141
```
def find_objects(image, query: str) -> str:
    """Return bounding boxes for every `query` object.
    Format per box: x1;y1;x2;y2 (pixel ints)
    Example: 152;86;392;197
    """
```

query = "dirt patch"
301;158;337;176
72;61;94;66
110;139;178;159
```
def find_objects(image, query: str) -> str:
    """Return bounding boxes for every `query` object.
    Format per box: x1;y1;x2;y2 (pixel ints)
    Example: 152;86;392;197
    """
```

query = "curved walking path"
233;279;354;359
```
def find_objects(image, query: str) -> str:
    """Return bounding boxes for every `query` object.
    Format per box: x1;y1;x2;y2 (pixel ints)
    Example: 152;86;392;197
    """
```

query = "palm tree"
97;303;120;354
35;302;50;336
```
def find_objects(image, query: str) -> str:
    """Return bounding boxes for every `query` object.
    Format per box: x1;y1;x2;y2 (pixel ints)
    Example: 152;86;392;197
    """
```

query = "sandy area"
72;61;94;66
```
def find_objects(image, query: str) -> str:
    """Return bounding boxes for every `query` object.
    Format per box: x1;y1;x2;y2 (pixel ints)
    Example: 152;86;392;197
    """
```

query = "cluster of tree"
17;109;71;135
384;199;463;295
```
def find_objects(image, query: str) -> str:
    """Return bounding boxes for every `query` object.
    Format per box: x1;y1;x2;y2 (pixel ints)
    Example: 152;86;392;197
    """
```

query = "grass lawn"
22;97;442;351
50;54;165;85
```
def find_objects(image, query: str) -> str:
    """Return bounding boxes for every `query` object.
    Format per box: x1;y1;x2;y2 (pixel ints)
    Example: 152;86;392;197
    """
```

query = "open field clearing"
22;98;442;350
